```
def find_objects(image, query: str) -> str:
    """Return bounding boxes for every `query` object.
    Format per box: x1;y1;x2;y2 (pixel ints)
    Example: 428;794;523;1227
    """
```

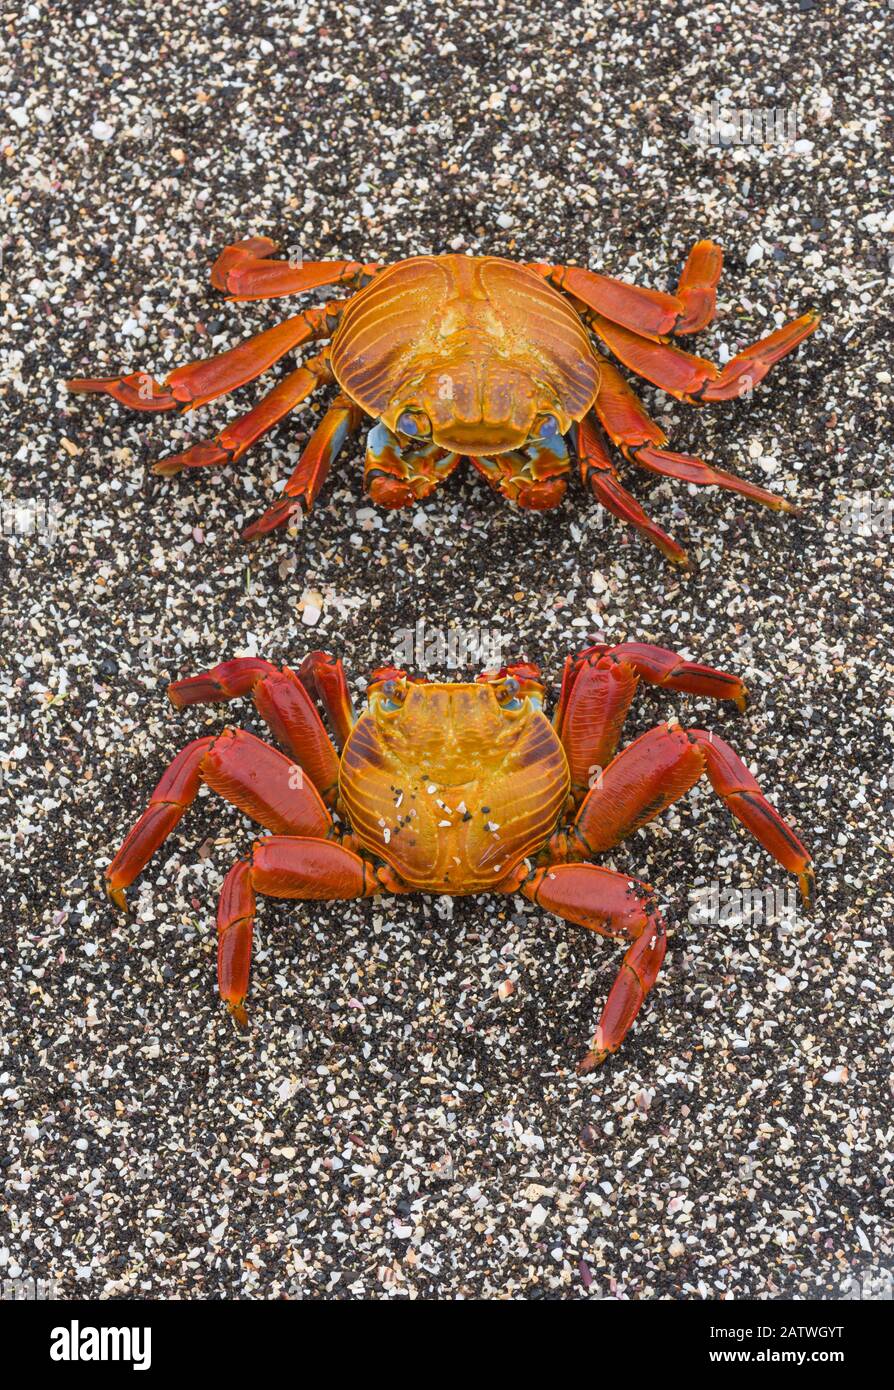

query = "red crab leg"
153;358;335;476
586;309;820;402
563;642;748;712
105;729;333;909
553;651;641;799
592;359;795;512
569;723;814;909
168;659;341;802
540;239;722;340
673;239;724;334
554;641;747;789
217;837;379;1022
241;393;363;538
210;235;382;301
64;371;184;412
554;640;748;805
67;308;341;415
295;650;356;750
520;863;667;1070
574;414;688;564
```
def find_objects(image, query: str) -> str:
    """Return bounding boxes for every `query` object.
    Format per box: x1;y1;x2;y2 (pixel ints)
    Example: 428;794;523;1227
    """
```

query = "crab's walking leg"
210;236;381;301
217;837;379;1022
105;729;332;909
539;239;722;340
168;657;342;801
554;641;748;800
592;359;795;512
520;863;666;1070
241;393;363;538
152;357;334;477
586;309;820;402
295;650;356;750
672;239;725;334
574;415;688;564
67;303;344;415
569;723;814;909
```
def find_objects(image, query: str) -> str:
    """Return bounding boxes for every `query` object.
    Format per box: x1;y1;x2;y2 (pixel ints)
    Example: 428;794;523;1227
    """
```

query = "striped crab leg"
67;301;347;414
584;307;820;403
210;235;382;300
592;358;798;512
535;239;724;339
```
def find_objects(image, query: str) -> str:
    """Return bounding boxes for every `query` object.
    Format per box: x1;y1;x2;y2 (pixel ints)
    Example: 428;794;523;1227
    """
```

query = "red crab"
68;237;819;564
105;642;813;1069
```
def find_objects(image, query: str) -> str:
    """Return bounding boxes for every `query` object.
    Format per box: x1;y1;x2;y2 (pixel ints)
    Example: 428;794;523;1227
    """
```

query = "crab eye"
535;414;560;439
496;677;523;711
397;410;431;439
378;678;407;712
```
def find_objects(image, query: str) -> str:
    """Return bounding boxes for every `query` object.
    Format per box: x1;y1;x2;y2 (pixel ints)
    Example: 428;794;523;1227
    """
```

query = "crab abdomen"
338;690;570;894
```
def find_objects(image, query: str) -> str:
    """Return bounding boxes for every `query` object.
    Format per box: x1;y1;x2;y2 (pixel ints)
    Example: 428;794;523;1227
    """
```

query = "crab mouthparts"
431;425;532;455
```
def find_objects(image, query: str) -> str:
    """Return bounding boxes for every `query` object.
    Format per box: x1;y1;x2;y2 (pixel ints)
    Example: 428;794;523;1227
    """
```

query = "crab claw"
364;422;459;508
471;432;571;510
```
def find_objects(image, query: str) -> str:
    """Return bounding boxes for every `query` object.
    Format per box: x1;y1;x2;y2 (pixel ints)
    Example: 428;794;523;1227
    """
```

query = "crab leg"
168;660;341;802
673;239;725;334
241;393;363;538
574;415;687;563
540;239;723;340
554;641;748;802
592;359;795;512
569;723;814;909
211;235;381;301
521;863;667;1070
152;357;335;476
295;650;356;750
586;309;820;402
105;729;333;909
217;837;378;1022
67;304;343;416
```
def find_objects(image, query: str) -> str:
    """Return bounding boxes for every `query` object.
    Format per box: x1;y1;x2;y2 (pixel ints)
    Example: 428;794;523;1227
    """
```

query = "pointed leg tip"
227;1000;249;1028
151;459;182;477
106;881;128;912
799;866;816;914
577;1048;608;1075
734;691;749;714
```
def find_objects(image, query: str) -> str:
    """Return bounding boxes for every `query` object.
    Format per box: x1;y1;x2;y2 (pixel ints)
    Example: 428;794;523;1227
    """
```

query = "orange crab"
106;642;813;1069
68;237;819;564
